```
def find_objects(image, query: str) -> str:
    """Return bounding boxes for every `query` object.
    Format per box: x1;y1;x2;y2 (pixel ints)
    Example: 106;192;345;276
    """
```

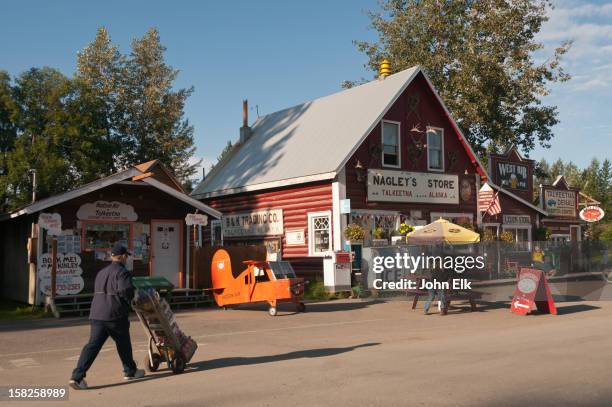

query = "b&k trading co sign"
367;169;459;204
222;209;284;237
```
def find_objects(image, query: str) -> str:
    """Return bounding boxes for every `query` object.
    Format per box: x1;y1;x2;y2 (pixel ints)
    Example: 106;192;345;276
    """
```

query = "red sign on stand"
511;268;557;315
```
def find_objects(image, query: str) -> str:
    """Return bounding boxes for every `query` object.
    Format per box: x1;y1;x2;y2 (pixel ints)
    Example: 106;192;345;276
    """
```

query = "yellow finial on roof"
379;59;391;79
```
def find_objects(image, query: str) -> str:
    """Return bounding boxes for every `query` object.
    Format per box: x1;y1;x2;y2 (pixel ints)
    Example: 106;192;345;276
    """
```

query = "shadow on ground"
87;342;380;390
224;299;386;315
552;303;601;315
194;342;380;371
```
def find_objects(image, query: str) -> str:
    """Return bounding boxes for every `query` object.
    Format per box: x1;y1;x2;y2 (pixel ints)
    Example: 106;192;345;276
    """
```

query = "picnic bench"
406;277;483;315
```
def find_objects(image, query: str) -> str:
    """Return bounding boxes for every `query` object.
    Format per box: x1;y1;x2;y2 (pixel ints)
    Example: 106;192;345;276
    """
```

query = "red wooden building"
540;175;583;242
191;66;492;276
479;146;548;244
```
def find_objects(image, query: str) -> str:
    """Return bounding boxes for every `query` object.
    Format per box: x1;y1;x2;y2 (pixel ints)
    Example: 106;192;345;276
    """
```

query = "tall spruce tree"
75;27;125;176
118;28;199;183
352;0;571;155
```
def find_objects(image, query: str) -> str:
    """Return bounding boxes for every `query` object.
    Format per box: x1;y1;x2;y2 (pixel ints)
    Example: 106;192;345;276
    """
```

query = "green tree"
75;26;125;176
0;71;18;210
3;68;77;209
352;0;571;154
117;28;199;183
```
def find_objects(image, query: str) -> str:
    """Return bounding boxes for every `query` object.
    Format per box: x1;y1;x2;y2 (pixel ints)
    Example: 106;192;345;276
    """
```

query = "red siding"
344;72;481;221
482;192;539;230
203;182;333;259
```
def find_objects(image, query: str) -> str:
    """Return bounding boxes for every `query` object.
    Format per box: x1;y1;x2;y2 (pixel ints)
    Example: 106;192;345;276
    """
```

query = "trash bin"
132;276;174;299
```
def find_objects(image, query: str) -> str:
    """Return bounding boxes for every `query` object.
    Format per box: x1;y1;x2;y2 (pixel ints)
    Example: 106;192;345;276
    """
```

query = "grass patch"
0;299;50;321
304;280;354;301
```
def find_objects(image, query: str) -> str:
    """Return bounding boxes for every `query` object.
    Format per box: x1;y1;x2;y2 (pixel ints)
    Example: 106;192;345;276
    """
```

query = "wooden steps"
47;288;214;317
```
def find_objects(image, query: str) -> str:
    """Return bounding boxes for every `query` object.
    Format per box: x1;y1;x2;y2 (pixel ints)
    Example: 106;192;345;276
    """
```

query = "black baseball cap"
111;242;131;256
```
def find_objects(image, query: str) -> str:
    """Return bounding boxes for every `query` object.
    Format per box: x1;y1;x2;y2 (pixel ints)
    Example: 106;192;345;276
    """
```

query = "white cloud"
537;1;612;91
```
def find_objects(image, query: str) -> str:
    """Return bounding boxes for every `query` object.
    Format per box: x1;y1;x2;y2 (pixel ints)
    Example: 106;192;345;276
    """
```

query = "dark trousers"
71;318;137;381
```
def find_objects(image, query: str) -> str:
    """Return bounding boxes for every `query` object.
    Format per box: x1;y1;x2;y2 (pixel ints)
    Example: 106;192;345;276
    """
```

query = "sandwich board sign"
511;268;557;315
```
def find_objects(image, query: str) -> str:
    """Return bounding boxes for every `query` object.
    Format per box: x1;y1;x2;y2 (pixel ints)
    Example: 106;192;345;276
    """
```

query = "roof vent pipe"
240;99;252;143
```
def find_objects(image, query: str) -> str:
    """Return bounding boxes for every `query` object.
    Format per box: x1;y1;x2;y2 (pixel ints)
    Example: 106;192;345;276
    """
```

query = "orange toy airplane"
210;248;306;316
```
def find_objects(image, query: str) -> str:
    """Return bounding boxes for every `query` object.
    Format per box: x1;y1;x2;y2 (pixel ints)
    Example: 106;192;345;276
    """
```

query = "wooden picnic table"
406;276;482;315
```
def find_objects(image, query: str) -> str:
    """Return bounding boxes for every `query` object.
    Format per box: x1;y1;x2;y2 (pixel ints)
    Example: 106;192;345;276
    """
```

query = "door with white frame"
151;220;183;287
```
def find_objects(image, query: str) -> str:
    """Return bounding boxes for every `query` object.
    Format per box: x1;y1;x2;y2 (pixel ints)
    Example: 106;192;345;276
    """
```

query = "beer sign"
496;161;528;190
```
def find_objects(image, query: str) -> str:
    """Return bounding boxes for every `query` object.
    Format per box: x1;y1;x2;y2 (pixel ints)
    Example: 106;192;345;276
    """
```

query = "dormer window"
382;120;401;168
427;127;444;171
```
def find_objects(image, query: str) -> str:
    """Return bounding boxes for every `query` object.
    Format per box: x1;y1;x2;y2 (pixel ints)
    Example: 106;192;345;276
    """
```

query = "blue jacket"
90;261;134;321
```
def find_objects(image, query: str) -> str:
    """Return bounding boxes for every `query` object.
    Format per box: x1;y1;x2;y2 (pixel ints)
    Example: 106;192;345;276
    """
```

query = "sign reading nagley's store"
544;190;577;217
367;169;459;204
497;161;528;190
222;209;284;237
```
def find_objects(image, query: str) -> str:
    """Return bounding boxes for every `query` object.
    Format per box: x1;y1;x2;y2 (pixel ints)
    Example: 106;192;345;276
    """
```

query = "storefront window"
84;222;131;251
427;127;444;171
308;212;331;255
382;121;400;167
502;226;531;251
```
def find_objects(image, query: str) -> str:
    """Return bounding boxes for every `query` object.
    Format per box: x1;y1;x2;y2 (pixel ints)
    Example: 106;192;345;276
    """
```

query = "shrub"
344;223;365;241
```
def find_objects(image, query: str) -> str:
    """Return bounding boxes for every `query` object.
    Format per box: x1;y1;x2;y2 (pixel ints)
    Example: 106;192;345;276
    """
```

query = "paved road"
0;299;611;407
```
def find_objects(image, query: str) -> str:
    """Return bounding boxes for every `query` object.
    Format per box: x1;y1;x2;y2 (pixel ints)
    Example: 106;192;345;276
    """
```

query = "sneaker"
69;379;88;390
124;369;145;380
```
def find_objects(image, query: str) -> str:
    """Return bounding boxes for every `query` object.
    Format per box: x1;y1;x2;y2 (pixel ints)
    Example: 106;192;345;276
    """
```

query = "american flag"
486;191;501;216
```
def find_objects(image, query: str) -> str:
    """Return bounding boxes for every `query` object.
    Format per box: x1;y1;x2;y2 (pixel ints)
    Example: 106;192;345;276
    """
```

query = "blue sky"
1;0;611;177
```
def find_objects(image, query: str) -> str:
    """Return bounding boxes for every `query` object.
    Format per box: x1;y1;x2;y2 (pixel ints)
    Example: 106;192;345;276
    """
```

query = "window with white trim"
308;211;332;256
427;127;444;171
382;121;400;167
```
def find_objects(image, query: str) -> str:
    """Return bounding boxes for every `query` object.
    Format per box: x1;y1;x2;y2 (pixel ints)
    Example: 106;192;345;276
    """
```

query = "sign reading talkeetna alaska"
367;169;459;204
496;161;528;190
544;189;577;217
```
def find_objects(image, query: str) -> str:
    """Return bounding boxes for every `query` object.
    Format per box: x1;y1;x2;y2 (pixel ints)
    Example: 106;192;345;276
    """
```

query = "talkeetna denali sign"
367;169;459;204
497;161;528;190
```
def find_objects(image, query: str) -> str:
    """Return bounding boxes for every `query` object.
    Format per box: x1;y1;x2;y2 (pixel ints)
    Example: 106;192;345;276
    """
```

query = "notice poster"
38;253;85;296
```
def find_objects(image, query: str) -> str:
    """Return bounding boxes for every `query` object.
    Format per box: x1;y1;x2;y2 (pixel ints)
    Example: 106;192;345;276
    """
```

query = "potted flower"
398;222;414;242
372;226;388;246
344;223;365;242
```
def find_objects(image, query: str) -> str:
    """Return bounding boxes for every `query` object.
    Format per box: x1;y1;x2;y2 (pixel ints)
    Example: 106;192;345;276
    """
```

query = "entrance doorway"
570;225;581;242
151;219;183;287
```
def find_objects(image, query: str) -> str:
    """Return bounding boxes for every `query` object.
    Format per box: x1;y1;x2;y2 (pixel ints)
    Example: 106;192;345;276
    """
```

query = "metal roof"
485;181;548;215
192;66;423;198
1;163;221;221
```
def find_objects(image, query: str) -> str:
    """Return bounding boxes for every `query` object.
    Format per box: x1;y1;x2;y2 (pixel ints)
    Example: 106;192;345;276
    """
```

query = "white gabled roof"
1;163;221;221
192;67;423;198
193;65;487;199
